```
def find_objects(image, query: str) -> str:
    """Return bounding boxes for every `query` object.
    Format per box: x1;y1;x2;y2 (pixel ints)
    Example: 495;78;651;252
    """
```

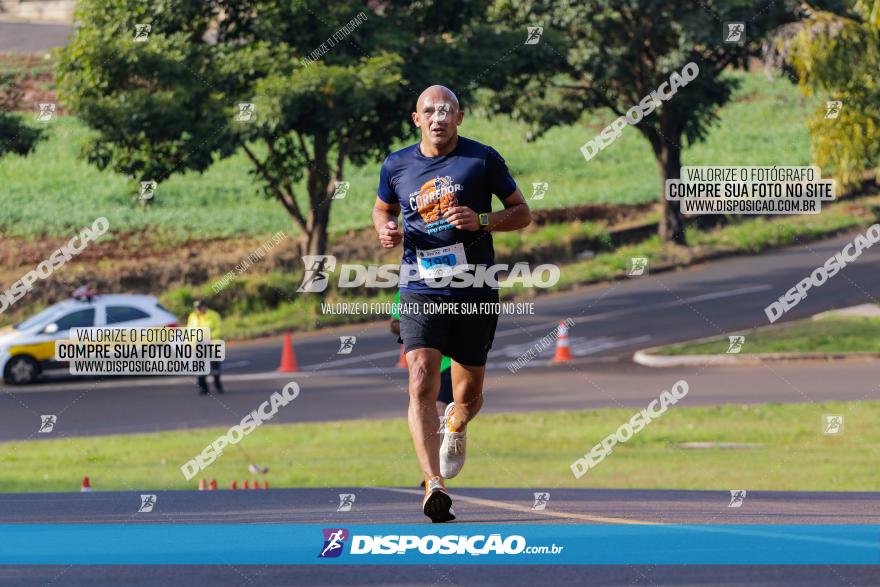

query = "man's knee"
408;354;439;400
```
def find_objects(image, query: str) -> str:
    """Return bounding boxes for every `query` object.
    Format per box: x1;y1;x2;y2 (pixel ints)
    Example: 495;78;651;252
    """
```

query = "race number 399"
416;243;467;279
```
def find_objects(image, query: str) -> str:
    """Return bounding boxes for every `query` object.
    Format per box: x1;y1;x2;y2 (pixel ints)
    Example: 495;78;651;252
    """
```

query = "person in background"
187;300;223;395
72;283;98;301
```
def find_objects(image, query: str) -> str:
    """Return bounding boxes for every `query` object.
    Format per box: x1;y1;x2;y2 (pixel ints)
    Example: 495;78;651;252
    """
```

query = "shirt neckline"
416;136;461;160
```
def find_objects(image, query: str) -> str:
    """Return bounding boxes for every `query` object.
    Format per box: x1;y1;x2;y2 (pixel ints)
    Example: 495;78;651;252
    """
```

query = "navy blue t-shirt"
377;136;518;295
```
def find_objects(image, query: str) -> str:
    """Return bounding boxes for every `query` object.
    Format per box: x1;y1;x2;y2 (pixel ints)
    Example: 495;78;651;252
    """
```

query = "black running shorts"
397;290;500;367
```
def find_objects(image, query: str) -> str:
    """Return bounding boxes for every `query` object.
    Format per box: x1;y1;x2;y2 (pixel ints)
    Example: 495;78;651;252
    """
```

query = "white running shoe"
440;403;467;479
422;476;455;523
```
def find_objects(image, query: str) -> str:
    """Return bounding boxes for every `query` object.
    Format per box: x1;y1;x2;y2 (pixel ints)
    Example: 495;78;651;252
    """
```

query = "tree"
489;0;800;244
0;71;44;158
55;0;553;259
766;0;880;191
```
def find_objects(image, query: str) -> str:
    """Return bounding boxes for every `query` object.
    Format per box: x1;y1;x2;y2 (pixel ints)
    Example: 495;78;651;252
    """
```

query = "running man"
372;85;532;522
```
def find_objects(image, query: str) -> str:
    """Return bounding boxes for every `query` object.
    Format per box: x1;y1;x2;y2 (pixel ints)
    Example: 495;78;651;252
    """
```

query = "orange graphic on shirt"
416;176;458;224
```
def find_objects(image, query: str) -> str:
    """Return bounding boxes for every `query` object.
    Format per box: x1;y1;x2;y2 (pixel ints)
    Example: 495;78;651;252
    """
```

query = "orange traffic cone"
198;479;206;491
552;321;573;363
209;479;217;491
243;480;250;489
278;332;299;372
81;476;91;492
262;480;269;489
231;480;238;490
396;344;407;368
251;479;258;490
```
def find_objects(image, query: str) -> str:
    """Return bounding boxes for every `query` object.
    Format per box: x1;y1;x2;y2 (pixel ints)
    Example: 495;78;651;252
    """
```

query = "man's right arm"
373;198;403;248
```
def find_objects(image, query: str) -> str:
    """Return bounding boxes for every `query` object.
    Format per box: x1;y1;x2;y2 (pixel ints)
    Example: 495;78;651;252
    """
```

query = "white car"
0;294;178;384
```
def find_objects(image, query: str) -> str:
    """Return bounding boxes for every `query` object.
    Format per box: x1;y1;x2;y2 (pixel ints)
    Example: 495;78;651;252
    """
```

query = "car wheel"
4;355;39;385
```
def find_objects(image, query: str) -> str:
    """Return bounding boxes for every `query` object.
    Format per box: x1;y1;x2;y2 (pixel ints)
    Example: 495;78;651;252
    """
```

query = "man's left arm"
443;188;532;232
444;146;531;233
482;188;531;232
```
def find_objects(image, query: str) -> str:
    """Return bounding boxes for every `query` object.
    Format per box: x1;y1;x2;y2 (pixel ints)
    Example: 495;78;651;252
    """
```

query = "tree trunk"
643;115;687;245
657;141;686;245
302;204;330;257
299;134;336;258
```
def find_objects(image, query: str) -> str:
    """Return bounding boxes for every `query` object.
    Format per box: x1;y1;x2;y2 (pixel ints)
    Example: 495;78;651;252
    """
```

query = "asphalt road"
0;488;877;586
1;231;879;439
3;487;878;525
0;20;72;53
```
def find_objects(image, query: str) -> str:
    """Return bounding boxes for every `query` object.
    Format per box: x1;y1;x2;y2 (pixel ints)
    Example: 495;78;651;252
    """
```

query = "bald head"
413;85;464;155
416;85;460;112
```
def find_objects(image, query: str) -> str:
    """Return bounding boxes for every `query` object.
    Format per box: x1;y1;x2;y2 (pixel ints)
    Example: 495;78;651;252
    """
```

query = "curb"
632;348;880;367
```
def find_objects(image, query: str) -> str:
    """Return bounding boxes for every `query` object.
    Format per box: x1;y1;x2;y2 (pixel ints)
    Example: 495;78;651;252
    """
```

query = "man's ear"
411;112;420;127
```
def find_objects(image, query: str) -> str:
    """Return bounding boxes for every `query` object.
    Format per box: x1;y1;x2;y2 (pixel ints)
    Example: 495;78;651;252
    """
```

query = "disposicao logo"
317;530;563;558
319;528;349;558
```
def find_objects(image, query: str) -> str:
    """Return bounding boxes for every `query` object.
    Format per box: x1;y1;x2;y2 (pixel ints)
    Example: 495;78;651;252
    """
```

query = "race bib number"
416;243;468;279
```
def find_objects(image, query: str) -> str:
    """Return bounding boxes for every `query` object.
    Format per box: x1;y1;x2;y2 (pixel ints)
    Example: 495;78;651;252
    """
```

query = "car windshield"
14;305;69;330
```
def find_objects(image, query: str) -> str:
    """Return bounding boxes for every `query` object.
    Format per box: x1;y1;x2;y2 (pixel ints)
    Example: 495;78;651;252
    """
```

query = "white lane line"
373;486;662;525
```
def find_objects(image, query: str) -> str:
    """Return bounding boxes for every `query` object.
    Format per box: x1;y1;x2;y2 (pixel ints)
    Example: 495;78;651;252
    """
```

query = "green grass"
1;400;875;493
656;316;880;355
0;116;287;241
0;72;817;240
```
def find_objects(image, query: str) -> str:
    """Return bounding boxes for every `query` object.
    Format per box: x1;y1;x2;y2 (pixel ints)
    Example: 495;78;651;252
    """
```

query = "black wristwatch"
479;213;490;231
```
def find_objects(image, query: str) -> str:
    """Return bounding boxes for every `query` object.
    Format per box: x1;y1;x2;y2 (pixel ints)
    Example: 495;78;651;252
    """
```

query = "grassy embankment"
1;400;875;493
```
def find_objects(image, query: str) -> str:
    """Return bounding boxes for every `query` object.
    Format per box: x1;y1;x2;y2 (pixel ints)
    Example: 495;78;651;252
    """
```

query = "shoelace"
445;433;463;456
